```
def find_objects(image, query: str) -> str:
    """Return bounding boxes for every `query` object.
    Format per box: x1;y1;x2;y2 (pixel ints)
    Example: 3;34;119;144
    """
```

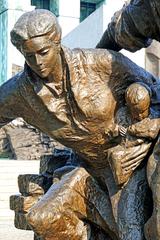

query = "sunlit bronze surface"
97;1;160;239
2;9;160;240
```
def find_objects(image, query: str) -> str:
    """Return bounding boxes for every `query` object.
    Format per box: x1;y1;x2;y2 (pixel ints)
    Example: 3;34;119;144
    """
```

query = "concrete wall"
58;0;80;37
62;0;125;49
62;4;104;48
0;9;8;84
62;0;146;69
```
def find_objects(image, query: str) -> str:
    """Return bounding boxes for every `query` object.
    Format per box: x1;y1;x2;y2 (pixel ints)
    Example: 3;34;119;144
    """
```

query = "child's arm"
128;118;160;140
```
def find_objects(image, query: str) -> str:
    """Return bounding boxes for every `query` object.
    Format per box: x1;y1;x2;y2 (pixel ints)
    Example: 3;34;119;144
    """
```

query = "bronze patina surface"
2;8;160;240
97;1;160;239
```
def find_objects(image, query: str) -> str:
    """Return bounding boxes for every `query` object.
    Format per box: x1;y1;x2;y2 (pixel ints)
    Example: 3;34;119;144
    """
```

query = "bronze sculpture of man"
1;9;160;240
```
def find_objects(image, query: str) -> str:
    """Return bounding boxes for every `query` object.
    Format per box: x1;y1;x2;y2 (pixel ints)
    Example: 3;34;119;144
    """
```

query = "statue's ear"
52;41;61;54
53;32;62;44
56;43;61;53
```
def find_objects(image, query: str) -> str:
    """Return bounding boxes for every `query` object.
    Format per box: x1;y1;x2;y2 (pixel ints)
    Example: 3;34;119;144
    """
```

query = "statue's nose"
35;54;42;66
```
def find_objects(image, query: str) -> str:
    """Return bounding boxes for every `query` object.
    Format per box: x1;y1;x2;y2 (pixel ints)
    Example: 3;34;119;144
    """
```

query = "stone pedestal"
10;148;75;239
10;173;51;232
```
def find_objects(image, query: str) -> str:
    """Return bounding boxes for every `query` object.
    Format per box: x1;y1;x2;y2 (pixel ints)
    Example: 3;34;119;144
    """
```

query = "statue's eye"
40;49;49;55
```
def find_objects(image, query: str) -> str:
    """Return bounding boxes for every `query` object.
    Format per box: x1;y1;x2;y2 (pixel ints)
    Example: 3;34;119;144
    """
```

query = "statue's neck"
44;52;67;97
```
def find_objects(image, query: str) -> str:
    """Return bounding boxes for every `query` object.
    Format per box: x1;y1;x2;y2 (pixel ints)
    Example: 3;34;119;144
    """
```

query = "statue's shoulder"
64;46;120;67
62;45;128;67
0;70;26;102
72;47;112;59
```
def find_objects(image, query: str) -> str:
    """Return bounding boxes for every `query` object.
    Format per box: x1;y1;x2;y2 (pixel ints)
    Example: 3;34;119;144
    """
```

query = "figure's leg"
144;137;160;240
103;163;150;240
118;166;150;240
27;167;118;240
103;142;153;240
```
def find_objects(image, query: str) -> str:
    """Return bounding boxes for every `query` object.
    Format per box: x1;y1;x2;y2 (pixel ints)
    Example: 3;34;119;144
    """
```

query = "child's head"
125;83;151;121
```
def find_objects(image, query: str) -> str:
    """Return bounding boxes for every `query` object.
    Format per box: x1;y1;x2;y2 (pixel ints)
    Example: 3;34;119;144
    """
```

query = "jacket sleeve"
0;74;22;128
96;0;159;52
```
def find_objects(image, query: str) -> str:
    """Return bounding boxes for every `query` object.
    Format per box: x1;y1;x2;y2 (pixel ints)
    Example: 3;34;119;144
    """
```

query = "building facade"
0;0;159;85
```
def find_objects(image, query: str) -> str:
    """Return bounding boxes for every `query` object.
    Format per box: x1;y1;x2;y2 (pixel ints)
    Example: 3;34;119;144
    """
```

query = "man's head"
125;83;151;121
10;9;62;78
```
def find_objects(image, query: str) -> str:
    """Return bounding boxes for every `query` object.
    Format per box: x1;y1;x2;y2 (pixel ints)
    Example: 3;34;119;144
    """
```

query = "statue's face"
129;98;150;121
22;35;60;78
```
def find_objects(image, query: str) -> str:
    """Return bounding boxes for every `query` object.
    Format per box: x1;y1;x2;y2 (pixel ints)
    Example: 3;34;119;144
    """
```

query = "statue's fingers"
122;145;150;161
121;152;146;168
122;159;143;174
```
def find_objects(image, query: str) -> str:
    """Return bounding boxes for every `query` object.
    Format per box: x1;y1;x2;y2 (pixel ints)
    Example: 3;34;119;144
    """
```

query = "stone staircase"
0;159;40;240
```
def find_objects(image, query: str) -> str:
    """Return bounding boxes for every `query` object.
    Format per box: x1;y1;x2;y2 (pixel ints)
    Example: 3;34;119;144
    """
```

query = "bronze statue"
96;1;160;239
108;82;160;185
96;0;160;52
1;9;160;240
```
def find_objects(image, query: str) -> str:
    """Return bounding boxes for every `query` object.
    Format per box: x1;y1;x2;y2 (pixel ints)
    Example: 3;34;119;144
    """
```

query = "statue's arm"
0;75;22;128
128;118;160;140
96;0;158;52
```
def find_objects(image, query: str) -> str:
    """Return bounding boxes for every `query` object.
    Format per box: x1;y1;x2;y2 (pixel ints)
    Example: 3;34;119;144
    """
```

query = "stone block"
14;211;32;230
10;194;41;213
18;174;52;195
34;234;44;240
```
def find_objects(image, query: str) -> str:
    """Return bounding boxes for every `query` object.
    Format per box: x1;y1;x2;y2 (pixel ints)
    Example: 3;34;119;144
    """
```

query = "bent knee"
27;208;41;230
27;207;83;239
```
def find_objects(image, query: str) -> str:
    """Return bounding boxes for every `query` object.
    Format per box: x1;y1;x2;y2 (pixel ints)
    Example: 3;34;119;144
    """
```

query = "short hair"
125;83;150;106
10;9;62;52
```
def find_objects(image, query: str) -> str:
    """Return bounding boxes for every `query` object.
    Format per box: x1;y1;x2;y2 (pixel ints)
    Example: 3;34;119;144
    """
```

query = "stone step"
0;171;39;176
0;159;40;231
0;209;14;218
0;179;19;186
0;166;40;173
0;160;40;169
0;199;10;208
0;165;40;170
0;194;20;201
0;223;34;240
0;185;23;193
0;173;38;181
0;217;14;224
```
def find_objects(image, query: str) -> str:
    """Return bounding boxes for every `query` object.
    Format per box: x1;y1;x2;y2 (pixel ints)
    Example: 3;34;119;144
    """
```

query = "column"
0;0;8;84
7;0;34;79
